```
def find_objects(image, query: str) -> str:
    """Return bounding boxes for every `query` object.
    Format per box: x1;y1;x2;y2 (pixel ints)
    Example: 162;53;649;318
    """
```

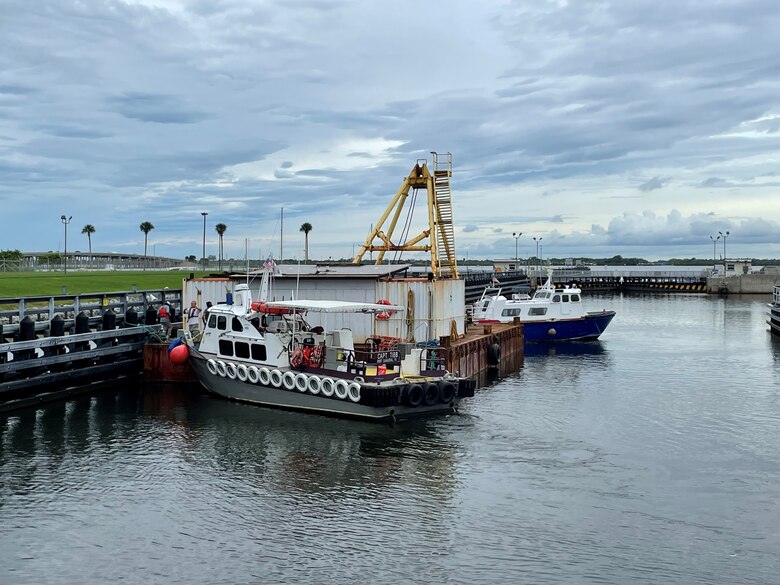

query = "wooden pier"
443;322;524;378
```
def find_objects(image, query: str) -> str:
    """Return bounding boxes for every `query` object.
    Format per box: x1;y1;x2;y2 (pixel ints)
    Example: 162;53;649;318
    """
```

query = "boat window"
501;308;522;317
552;295;561;302
218;340;233;356
217;316;227;331
232;317;243;332
528;307;547;316
251;344;267;361
482;300;490;310
571;294;580;302
562;295;569;302
234;341;250;359
208;314;217;328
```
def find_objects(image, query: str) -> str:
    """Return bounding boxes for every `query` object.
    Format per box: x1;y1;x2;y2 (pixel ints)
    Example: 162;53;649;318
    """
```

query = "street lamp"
60;215;72;275
719;230;730;271
709;234;720;269
201;212;208;270
512;231;522;271
533;236;543;272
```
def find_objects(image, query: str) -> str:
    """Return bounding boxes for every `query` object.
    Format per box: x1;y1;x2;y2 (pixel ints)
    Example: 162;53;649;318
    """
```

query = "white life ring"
206;359;218;375
216;360;227;377
258;367;271;385
320;377;335;397
236;363;248;381
334;379;349;400
247;366;260;384
307;375;321;395
294;373;309;392
282;371;296;390
347;382;361;403
270;369;283;388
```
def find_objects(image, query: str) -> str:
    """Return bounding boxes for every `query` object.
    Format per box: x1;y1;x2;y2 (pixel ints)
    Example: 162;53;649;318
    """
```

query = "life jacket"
158;305;169;319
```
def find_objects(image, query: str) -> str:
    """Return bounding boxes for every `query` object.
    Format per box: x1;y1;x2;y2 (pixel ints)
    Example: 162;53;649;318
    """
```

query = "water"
1;294;779;584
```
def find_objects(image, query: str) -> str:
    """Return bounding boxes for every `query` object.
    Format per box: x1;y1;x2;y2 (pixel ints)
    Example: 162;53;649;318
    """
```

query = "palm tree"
215;223;227;271
139;221;154;270
300;222;312;263
81;224;95;263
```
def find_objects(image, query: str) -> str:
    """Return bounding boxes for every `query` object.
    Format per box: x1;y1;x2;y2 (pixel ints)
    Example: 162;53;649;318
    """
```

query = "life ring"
307;375;322;395
321;377;335;397
282;371;297;390
206;359;218;375
247;366;260;384
294;373;309;392
347;382;361;403
290;348;304;368
269;369;283;388
225;362;237;380
375;298;393;321
236;364;249;382
216;360;227;377
258;367;271;385
334;379;349;399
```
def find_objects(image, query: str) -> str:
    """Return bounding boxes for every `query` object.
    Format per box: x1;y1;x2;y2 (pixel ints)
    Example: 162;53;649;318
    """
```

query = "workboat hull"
522;311;616;342
189;349;466;422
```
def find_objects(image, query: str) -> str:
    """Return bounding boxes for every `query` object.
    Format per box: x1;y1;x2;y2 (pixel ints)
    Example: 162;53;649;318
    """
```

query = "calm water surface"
1;295;779;584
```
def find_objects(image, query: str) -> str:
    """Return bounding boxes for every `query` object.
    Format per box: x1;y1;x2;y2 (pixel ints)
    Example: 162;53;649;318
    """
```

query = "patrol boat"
186;284;475;422
472;276;615;342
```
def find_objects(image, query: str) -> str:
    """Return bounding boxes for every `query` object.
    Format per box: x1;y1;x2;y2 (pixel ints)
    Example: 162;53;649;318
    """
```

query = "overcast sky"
2;0;779;262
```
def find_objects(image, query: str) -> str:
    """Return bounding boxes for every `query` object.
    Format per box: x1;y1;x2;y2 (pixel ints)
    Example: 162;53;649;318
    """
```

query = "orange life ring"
375;299;392;320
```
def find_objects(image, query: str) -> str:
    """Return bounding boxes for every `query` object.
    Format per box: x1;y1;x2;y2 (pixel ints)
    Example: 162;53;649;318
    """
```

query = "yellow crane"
352;152;459;279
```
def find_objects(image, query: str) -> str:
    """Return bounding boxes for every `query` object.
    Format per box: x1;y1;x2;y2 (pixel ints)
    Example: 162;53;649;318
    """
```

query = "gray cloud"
108;93;210;124
638;176;671;192
0;0;778;259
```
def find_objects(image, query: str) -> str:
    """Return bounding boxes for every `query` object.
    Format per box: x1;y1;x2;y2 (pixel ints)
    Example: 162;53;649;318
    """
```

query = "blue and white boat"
768;286;780;336
472;277;615;342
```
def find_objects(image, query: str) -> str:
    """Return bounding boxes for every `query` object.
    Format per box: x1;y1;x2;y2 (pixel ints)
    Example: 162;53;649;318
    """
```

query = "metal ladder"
431;151;458;279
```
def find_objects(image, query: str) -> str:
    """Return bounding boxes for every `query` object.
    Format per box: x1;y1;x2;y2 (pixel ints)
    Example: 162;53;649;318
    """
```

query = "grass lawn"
0;271;212;298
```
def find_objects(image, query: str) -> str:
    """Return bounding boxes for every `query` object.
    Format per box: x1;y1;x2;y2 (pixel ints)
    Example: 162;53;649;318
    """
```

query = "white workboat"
186;284;475;422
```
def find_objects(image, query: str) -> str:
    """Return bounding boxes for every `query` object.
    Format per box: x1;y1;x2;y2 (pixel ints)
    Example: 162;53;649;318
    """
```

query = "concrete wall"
707;273;780;294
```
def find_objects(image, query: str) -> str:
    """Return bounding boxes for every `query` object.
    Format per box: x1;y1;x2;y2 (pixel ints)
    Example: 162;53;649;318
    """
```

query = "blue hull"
523;311;615;342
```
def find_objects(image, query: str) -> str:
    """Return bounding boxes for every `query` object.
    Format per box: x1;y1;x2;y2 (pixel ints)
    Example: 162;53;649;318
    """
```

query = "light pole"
201;212;208;270
719;230;729;271
512;231;522;271
709;234;720;269
60;215;72;275
533;236;543;272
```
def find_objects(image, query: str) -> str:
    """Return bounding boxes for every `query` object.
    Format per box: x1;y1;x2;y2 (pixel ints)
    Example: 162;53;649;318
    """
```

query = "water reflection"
522;340;606;358
1;385;460;506
174;392;458;501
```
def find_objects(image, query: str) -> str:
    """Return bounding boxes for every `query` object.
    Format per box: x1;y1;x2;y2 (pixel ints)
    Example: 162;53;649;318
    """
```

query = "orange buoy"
169;343;189;365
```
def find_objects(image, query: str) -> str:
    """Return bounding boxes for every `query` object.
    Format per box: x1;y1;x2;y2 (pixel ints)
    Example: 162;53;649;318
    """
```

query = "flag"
263;256;275;271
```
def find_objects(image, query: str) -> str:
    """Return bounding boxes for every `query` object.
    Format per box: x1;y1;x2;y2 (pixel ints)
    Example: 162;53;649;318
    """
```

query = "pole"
280;207;284;262
60;215;72;275
201;212;208;270
719;230;730;272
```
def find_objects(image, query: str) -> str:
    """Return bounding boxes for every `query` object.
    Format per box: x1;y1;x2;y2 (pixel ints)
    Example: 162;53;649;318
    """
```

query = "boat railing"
419;346;448;375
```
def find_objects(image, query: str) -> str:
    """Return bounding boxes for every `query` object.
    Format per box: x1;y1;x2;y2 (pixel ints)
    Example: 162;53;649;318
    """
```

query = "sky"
1;0;779;263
